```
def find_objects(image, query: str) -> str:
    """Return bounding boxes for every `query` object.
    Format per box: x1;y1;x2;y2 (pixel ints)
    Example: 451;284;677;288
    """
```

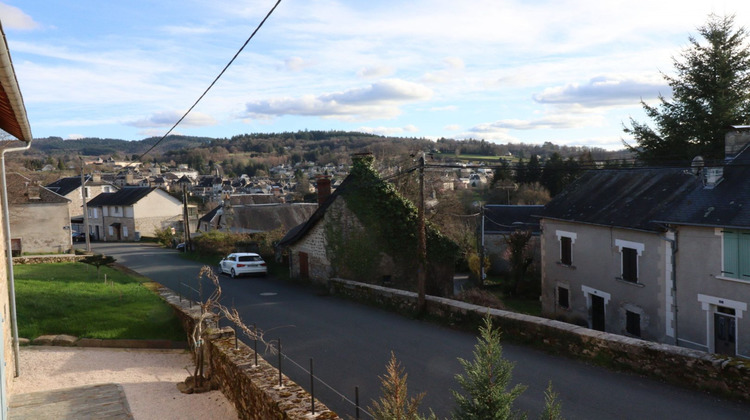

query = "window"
122;226;128;237
722;229;750;281
557;286;569;309
622;247;638;282
561;237;572;265
555;230;576;266
108;226;114;236
626;310;641;337
84;186;90;198
89;208;98;218
615;239;644;284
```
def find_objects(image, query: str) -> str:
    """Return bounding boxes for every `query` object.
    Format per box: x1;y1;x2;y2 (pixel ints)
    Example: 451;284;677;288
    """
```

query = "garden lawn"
14;262;185;341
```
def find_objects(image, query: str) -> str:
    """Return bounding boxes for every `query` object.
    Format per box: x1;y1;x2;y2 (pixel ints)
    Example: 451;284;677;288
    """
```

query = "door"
591;295;605;332
714;312;736;356
299;252;309;279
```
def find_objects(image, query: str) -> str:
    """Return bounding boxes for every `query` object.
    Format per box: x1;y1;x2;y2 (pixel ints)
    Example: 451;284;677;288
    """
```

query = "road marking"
259;292;278;296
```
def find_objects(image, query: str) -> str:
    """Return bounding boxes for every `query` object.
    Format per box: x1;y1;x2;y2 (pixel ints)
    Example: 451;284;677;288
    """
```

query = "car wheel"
231;268;237;278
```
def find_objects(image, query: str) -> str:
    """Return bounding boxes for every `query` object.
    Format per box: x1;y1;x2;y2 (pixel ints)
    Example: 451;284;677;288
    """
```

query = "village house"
45;173;117;233
278;155;457;297
7;173;71;254
540;127;750;358
86;186;183;241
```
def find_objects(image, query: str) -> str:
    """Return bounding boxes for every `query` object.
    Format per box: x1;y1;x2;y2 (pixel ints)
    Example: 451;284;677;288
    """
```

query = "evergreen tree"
624;14;750;162
526;155;542;184
491;160;512;188
540;153;566;196
452;316;527;420
370;352;436;420
514;159;527;184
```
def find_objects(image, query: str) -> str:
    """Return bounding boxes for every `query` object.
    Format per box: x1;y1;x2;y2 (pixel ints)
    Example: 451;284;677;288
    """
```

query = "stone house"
198;194;316;235
278;155;458;297
86;187;183;241
0;25;34;417
7;173;71;254
540;128;750;358
45;173;117;233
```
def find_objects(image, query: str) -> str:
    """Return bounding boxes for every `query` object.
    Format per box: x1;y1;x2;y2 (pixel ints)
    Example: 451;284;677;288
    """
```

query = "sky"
1;1;748;150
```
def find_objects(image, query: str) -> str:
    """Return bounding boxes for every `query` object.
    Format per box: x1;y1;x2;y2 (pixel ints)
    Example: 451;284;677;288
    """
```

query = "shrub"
154;226;176;248
455;288;506;310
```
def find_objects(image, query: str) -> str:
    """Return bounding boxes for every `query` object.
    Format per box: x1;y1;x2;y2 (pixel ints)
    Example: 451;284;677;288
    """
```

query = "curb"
26;335;188;350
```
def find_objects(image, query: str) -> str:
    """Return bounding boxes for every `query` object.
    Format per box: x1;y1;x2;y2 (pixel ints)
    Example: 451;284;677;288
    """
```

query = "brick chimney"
316;176;331;207
91;172;101;183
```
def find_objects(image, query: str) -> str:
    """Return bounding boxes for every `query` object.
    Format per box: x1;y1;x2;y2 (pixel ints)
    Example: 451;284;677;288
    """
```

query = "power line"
134;0;283;162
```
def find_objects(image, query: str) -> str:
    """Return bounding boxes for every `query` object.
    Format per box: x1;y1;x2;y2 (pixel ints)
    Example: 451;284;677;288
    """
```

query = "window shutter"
739;233;750;279
723;230;739;277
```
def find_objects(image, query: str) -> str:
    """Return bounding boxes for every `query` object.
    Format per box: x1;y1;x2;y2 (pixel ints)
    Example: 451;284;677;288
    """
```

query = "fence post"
310;358;315;415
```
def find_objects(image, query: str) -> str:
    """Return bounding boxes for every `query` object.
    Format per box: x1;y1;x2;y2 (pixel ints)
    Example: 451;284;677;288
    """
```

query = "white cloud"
283;56;313;72
127;111;217;128
444;124;460;131
357;65;394;79
358;125;419;136
0;3;39;30
66;134;84;140
533;74;668;107
243;79;433;120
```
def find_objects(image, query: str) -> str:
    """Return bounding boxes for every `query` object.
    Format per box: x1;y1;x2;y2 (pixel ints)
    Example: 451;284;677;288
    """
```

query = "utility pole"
181;179;192;252
417;152;427;312
479;203;485;285
80;157;91;253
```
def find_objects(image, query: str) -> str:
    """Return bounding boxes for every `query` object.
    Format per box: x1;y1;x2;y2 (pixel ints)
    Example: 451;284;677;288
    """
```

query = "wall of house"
67;184;114;219
674;225;750;357
132;190;183;238
540;219;668;343
9;203;71;254
289;222;331;282
1;199;15;398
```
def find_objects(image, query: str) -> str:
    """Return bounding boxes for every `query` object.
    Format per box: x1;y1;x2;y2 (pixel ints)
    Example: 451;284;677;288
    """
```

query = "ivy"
332;155;458;274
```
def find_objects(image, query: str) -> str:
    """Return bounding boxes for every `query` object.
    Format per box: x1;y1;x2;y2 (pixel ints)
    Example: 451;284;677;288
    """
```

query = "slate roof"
484;205;543;234
45;176;87;196
541;167;700;232
87;187;156;207
7;173;69;205
654;144;750;229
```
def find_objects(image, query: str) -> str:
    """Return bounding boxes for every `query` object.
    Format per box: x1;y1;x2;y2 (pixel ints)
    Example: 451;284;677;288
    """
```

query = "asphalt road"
91;242;750;419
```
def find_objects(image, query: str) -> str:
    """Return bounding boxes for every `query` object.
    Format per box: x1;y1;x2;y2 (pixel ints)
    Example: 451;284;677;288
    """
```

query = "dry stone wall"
159;286;340;420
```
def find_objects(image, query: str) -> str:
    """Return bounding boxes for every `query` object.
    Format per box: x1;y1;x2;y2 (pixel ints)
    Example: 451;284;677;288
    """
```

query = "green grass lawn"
14;262;186;341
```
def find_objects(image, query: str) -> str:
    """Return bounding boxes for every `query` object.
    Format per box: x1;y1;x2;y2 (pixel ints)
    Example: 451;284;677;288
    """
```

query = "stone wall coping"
328;277;750;401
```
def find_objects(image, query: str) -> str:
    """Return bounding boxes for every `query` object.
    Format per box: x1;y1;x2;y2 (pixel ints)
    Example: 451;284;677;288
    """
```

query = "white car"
218;253;268;278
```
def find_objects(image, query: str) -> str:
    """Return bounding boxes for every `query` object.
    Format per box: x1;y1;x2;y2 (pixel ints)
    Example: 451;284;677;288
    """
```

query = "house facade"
7;174;71;254
278;155;457;296
541;129;750;358
45;174;117;233
86;187;183;241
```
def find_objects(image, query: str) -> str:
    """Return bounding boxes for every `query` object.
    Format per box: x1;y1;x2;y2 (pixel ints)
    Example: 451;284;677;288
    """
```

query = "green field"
14;262;185;341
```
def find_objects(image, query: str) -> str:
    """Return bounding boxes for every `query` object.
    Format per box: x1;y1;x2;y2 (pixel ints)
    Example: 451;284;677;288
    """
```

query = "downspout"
1;140;31;378
663;229;678;346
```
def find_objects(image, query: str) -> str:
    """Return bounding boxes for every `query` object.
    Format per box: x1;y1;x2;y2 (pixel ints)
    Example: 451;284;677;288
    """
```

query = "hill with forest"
21;131;630;175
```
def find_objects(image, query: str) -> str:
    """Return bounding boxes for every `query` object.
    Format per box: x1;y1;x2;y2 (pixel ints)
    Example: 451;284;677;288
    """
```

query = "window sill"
556;262;576;270
715;275;750;285
615;277;645;288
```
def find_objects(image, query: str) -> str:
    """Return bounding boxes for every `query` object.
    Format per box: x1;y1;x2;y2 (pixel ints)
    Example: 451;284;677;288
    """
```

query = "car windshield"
238;255;262;262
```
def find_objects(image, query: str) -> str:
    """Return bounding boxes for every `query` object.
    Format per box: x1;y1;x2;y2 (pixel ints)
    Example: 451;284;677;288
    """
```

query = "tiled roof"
7;173;69;205
87;187;155;207
45;176;86;196
541;167;700;232
655;146;750;229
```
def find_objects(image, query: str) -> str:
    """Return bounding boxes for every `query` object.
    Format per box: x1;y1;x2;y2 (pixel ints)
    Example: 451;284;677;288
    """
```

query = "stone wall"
13;255;85;265
158;286;341;420
329;278;750;402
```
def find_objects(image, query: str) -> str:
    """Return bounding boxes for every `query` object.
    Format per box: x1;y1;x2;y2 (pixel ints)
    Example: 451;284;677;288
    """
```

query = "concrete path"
10;383;132;420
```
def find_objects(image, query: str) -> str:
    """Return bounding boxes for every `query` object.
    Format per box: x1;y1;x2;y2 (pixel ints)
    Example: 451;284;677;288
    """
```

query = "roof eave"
0;22;32;143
